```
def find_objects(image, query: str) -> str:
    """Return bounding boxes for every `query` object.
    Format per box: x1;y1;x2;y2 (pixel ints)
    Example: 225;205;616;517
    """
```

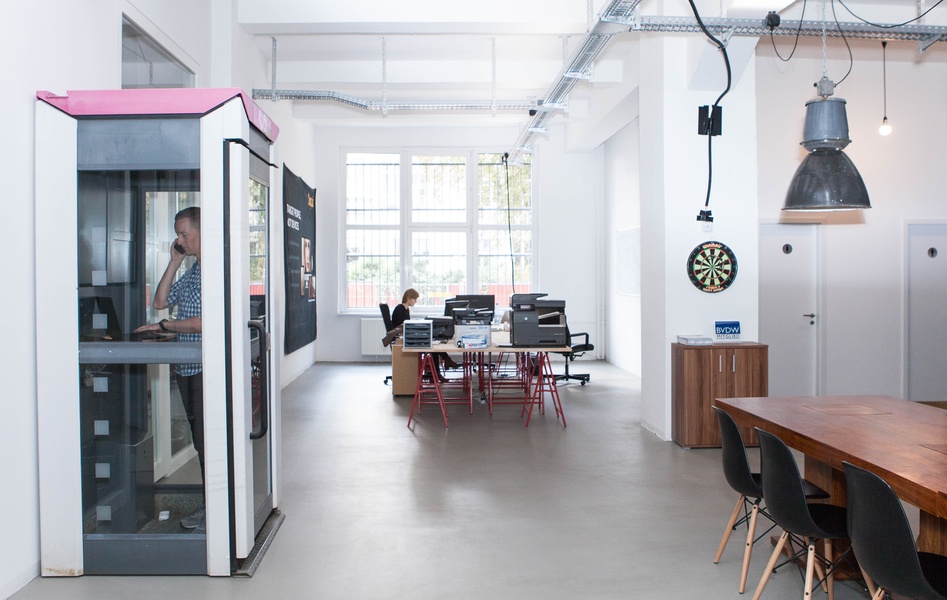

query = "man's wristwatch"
159;319;170;332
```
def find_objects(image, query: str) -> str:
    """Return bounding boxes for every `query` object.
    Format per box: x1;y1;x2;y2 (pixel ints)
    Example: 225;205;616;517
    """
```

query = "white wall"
3;3;124;594
756;38;947;397
638;34;761;440
604;117;643;375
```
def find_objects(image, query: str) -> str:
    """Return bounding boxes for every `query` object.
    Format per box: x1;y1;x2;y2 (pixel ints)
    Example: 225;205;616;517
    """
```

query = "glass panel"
145;188;199;463
77;169;203;540
411;231;467;307
478;153;532;226
346;153;400;226
346;229;401;308
249;178;272;529
249;181;267;301
122;17;195;89
478;229;532;299
412;155;466;223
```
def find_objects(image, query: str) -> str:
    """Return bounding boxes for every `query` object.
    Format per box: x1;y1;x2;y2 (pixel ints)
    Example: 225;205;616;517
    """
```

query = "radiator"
360;318;390;356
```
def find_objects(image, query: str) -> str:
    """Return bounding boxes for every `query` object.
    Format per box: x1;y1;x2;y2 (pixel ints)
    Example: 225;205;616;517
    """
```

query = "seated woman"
390;288;418;330
393;288;459;372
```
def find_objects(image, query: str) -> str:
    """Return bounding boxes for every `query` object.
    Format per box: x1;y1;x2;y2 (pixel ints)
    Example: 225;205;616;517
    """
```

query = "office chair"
380;303;396;385
751;428;854;600
712;407;828;593
844;461;947;600
555;326;593;385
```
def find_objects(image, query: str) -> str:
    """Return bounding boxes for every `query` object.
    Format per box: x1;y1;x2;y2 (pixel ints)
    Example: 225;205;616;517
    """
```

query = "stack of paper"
677;335;713;345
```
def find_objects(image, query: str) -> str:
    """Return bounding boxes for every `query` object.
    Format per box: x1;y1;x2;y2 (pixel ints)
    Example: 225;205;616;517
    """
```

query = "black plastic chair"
751;428;851;600
844;461;947;600
555;326;593;385
712;408;828;593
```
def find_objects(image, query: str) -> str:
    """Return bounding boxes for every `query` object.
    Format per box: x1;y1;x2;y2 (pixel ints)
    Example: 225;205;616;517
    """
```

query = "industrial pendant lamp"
783;5;870;211
879;41;892;136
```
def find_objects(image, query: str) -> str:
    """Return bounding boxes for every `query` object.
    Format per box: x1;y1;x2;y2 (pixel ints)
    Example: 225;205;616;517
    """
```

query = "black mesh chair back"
715;407;762;500
844;461;947;600
380;303;394;332
380;303;395;385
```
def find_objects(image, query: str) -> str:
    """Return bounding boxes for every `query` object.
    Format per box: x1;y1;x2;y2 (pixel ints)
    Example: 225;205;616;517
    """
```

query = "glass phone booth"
35;89;283;576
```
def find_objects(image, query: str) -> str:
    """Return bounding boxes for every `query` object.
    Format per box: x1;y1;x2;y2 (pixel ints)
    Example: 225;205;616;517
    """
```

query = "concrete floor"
12;361;873;599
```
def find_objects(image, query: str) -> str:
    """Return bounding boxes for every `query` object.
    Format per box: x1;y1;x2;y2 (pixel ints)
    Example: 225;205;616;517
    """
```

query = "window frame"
339;147;536;315
121;12;197;89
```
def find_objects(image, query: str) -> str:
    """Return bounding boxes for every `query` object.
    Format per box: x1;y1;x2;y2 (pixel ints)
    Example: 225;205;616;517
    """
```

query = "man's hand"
133;322;162;334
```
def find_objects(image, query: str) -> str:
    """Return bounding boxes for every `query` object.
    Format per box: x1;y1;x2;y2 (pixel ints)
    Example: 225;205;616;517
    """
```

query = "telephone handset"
174;243;185;254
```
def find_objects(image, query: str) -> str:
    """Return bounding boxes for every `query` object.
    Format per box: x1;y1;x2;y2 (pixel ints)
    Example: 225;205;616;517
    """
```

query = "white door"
906;224;947;402
759;223;820;397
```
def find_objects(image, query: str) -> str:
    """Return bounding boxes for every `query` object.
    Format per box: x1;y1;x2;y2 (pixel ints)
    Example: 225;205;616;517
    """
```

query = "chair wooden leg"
752;530;789;600
739;503;761;593
812;554;827;594
714;495;745;564
824;539;834;600
804;540;817;600
860;566;877;598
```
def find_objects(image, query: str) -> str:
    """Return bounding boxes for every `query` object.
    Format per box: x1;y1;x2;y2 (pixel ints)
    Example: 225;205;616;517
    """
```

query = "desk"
390;341;419;396
402;332;570;428
715;395;947;555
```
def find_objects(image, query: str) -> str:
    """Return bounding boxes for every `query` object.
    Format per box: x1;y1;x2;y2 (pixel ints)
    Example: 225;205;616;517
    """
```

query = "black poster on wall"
283;165;317;354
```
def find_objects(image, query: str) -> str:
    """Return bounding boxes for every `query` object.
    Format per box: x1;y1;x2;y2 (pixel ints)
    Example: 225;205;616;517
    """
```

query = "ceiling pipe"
506;0;642;163
506;7;947;162
252;37;537;112
251;88;536;112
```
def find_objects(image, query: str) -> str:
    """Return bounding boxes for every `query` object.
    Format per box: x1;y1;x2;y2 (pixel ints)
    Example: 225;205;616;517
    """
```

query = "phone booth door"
34;89;282;576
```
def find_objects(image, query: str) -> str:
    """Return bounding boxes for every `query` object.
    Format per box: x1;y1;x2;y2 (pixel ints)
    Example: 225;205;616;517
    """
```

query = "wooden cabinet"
391;342;419;396
672;342;768;448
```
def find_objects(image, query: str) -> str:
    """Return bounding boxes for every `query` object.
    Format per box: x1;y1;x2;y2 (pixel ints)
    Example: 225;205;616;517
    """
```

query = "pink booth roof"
36;88;279;142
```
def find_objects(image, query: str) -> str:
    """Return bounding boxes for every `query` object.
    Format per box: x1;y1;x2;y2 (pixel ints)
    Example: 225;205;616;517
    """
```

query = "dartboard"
687;241;738;293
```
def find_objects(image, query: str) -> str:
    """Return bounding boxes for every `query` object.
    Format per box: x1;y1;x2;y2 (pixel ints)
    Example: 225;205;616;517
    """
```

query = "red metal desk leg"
407;352;448;428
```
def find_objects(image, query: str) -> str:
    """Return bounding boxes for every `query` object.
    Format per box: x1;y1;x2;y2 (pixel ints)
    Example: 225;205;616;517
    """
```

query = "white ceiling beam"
238;0;596;35
270;59;625;85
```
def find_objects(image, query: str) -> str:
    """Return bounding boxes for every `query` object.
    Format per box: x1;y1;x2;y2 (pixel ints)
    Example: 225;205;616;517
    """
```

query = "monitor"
444;299;469;318
455;294;495;312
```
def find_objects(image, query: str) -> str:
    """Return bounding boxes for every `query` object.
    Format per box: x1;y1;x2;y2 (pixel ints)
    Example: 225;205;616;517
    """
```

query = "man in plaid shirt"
134;206;204;529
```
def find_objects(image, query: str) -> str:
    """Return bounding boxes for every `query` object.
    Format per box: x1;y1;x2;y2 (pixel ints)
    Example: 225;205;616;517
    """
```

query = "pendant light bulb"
879;41;891;136
879;117;892;136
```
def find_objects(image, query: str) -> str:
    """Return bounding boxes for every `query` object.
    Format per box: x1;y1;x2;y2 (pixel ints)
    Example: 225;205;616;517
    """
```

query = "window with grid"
477;153;532;302
343;151;532;311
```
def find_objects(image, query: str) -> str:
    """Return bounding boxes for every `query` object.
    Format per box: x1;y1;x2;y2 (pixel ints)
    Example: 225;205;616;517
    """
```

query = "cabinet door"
729;347;767;444
731;347;768;397
672;345;715;447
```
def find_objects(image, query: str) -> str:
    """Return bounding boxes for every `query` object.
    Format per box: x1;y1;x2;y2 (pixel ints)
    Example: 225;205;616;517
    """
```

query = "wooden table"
714;395;947;555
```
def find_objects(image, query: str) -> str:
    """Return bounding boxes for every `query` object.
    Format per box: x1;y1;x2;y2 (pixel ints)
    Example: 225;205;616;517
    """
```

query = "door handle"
248;320;269;440
803;313;816;318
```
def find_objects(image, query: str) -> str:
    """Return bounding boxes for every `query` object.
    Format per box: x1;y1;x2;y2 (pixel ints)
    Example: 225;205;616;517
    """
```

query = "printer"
453;308;492;348
509;293;567;347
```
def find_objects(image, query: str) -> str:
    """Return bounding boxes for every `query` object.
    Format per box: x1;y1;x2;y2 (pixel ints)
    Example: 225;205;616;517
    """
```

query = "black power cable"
502;153;517;295
837;0;945;28
769;0;809;62
688;0;733;220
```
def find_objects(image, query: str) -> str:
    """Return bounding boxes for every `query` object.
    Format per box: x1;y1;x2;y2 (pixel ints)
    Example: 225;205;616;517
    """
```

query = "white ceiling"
238;0;947;129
